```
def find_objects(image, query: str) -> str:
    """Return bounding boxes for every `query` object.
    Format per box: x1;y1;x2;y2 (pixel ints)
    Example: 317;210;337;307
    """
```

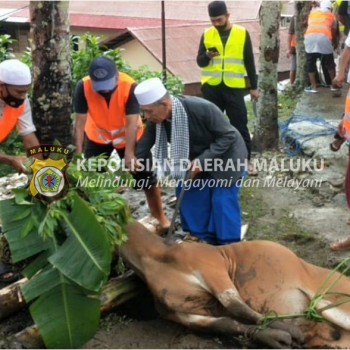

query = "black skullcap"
208;1;228;17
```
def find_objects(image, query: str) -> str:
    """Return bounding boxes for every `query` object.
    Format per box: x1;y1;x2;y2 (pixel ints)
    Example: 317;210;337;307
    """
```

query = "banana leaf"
0;198;49;262
48;193;112;292
29;280;100;349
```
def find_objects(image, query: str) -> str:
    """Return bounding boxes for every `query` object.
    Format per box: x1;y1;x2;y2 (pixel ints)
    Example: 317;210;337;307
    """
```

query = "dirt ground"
85;151;350;349
85;86;350;349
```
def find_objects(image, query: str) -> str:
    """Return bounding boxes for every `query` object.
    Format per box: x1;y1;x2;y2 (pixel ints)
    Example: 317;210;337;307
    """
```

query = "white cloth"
0;59;31;85
155;96;189;180
0;98;36;136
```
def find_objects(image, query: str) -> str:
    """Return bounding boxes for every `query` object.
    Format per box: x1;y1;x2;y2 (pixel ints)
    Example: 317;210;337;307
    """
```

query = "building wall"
119;40;162;71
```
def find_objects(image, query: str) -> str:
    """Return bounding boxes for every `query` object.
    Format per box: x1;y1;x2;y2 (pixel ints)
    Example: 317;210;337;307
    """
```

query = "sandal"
329;237;350;251
330;138;346;152
0;262;19;284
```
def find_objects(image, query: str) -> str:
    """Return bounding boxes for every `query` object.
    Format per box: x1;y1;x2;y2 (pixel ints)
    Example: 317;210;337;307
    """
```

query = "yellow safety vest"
201;24;247;88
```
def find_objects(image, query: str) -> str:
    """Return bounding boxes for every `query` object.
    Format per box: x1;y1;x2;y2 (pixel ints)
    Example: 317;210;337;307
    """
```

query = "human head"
208;1;230;31
0;59;31;108
88;56;118;92
134;77;171;123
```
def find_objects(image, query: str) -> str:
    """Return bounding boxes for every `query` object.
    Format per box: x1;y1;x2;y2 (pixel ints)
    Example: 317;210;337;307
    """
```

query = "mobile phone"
208;47;218;53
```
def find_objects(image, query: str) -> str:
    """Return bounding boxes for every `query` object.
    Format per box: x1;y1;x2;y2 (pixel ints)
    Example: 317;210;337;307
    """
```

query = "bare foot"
330;237;350;251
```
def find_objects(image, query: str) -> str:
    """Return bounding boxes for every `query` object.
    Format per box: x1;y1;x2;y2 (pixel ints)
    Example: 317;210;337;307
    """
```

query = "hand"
125;154;143;174
250;89;260;102
206;50;220;59
333;74;345;88
9;156;28;174
189;160;202;179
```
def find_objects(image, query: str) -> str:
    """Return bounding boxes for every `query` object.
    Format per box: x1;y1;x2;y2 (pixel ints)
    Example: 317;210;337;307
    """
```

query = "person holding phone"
196;1;259;175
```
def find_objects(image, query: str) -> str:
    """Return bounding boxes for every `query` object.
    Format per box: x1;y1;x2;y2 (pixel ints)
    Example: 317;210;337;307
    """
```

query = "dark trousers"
201;83;251;159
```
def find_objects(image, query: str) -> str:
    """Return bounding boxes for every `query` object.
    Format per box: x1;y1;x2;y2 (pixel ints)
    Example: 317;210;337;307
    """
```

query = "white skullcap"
320;0;332;11
134;77;167;106
0;59;31;85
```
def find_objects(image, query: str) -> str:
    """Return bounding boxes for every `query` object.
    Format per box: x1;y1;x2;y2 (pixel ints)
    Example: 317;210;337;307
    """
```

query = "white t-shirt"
0;97;36;137
304;8;337;54
345;32;350;83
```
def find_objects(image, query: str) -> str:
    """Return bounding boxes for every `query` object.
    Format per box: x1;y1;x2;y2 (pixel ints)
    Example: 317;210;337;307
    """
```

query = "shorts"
306;52;335;73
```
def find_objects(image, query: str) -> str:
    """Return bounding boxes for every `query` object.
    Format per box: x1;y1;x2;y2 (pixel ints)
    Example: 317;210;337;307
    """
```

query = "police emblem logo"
27;145;70;203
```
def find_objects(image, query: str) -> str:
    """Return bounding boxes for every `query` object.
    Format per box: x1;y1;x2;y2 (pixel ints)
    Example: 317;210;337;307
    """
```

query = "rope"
279;114;337;156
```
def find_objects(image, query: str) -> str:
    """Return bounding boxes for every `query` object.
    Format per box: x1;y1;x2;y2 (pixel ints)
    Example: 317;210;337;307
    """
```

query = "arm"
0;153;27;173
135;121;156;162
333;37;350;86
332;18;340;50
287;17;295;58
124;85;142;170
196;33;219;67
243;32;260;101
74;113;87;154
124;114;141;170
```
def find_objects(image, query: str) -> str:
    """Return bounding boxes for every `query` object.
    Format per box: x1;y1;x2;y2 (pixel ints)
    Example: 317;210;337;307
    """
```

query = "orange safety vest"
343;90;350;140
305;10;335;40
291;34;297;48
83;72;144;149
0;103;25;143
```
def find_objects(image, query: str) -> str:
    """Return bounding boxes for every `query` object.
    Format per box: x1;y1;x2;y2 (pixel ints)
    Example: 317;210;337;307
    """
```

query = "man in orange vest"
0;59;39;173
74;56;170;230
304;0;339;93
287;15;297;85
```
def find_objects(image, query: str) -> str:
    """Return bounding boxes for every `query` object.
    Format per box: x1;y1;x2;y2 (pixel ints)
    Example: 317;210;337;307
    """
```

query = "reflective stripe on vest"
201;24;247;88
305;10;335;40
0;103;25;143
83;72;144;149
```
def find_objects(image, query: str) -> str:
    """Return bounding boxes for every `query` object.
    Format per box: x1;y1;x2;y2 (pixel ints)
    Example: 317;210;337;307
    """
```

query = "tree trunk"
29;1;72;147
252;1;280;152
294;1;311;92
0;277;27;320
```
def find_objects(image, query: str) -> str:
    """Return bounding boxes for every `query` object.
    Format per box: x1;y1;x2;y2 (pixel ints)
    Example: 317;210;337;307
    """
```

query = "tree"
252;1;281;151
29;1;72;147
294;1;311;91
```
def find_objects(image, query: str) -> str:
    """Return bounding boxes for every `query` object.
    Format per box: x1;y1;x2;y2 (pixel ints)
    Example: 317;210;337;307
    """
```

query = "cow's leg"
193;269;304;344
167;312;296;349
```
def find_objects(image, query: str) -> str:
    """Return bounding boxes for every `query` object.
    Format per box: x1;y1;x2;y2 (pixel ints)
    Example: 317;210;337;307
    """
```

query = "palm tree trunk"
29;1;72;147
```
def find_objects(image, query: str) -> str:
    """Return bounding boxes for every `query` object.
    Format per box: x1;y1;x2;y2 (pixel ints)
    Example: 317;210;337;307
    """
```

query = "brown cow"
119;221;350;349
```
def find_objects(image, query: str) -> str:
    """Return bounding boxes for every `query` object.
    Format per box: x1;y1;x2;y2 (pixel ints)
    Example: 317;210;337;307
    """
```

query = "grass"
246;86;301;132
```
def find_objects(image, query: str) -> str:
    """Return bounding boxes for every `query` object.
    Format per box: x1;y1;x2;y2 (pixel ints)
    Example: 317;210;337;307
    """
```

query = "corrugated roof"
0;1;262;27
127;22;289;84
68;1;262;22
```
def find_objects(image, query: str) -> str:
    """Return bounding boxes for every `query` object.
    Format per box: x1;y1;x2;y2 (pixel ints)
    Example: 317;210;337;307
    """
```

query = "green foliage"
0;34;16;62
0;156;132;348
71;33;183;95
